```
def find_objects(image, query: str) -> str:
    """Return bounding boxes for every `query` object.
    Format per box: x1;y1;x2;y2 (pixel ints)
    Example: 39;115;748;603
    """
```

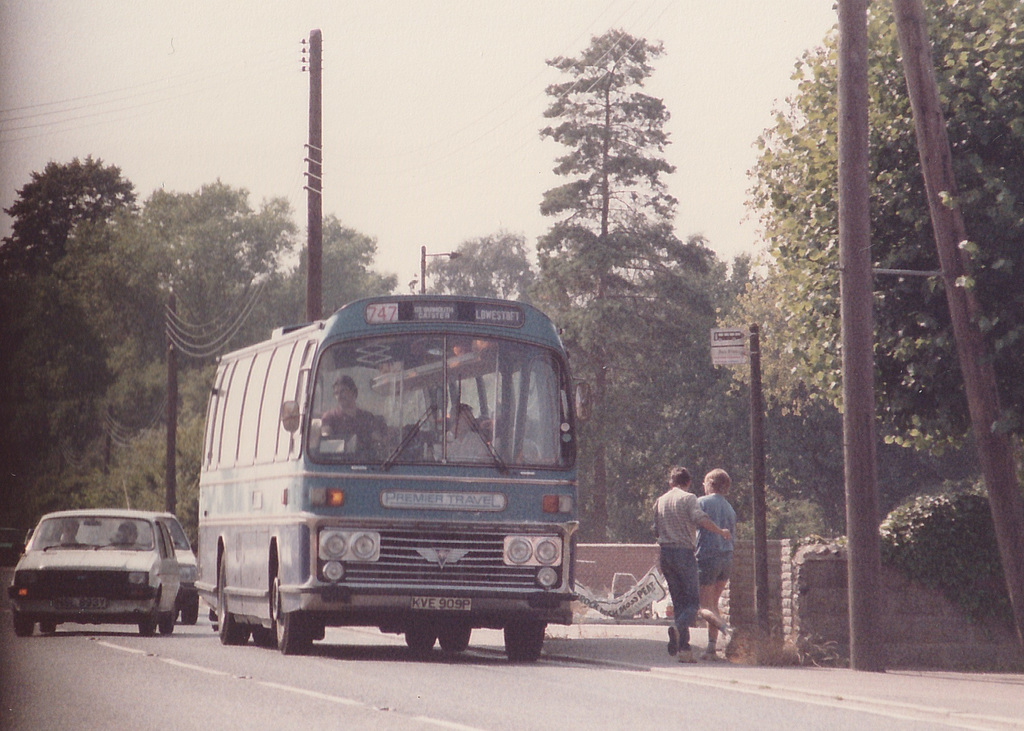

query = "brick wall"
724;540;1022;669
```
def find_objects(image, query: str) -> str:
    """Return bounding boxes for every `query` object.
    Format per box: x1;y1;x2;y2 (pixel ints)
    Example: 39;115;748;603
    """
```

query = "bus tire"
438;622;472;653
218;559;249;646
273;577;311;655
504;620;545;662
405;623;437;656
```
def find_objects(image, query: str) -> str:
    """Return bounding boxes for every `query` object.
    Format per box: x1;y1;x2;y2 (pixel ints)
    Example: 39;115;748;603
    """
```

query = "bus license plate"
411;597;471;611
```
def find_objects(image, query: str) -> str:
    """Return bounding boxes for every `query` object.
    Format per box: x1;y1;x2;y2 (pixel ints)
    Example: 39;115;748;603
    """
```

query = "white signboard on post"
711;328;748;366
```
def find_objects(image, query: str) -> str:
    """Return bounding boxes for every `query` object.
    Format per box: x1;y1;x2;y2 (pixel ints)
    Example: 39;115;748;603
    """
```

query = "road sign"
711;328;748;365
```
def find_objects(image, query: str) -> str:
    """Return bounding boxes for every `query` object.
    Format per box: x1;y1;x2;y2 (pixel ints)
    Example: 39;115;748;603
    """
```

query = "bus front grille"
338;526;548;591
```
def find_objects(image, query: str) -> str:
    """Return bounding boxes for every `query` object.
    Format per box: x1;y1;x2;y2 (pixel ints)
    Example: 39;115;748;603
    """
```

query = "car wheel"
504;620;545;662
158;611;175;635
38;620;57;635
438;622;472;653
405;622;437;656
12;612;34;637
139;615;157;636
180;595;200;625
273;576;311;655
218;559;249;646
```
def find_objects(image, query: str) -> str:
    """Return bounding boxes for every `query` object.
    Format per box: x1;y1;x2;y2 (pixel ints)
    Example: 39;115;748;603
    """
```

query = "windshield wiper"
466;420;508;474
381;405;436;471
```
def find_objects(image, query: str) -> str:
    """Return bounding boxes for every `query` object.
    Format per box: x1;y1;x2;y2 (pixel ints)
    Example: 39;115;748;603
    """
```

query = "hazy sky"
0;1;836;289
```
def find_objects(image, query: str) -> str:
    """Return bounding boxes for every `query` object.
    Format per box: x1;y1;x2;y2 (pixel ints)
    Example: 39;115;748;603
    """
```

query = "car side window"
155;522;173;559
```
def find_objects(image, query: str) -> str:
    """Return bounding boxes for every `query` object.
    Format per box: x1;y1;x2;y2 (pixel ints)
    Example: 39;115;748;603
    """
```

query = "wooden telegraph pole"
893;0;1024;647
305;29;323;322
165;291;177;514
838;0;885;671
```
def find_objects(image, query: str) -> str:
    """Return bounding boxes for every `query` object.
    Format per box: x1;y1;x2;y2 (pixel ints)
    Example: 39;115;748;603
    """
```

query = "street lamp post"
420;245;461;295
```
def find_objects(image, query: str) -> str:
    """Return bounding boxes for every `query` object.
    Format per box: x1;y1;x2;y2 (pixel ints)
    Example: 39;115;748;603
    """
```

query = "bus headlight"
534;538;560;565
503;535;562;567
505;536;533;565
349;532;379;561
322;561;345;582
320;531;347;560
536;566;559;588
318;529;380;562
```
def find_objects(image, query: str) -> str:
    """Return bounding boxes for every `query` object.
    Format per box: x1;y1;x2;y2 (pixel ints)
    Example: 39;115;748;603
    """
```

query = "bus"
195;295;580;660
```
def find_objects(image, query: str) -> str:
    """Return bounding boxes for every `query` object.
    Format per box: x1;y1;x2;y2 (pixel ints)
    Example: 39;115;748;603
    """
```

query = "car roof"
37;509;169;523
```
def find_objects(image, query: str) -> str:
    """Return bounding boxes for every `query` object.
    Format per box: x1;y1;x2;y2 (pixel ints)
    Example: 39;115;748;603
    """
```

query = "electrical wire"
164;280;266;358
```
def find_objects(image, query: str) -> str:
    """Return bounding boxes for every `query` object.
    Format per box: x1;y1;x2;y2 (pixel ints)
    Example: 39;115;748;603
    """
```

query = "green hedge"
879;487;1012;626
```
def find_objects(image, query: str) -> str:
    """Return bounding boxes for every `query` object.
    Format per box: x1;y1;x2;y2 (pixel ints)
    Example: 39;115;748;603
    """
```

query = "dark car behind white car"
7;509;180;637
158;512;199;624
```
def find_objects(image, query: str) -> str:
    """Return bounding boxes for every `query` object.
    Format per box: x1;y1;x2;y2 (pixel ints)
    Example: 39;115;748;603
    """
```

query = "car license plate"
54;596;108;610
411;596;471;611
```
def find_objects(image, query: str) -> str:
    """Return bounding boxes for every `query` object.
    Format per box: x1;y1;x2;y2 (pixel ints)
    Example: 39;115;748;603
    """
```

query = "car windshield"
33;516;155;551
308;334;573;469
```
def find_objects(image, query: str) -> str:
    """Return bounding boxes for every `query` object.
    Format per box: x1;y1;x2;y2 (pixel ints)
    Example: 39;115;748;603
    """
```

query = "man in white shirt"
653;466;732;663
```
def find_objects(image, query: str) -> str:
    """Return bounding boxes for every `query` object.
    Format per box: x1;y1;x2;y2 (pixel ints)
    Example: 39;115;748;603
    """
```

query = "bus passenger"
321;375;381;455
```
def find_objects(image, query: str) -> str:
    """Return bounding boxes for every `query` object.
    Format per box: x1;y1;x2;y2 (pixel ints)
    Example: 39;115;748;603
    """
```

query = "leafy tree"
140;181;298;347
749;0;1024;450
0;156;136;276
428;231;535;300
535;29;728;539
0;159;136;529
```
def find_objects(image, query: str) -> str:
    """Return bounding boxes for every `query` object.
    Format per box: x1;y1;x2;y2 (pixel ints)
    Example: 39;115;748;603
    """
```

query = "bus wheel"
405;623;437;656
273;577;311;655
504;620;545;662
218;560;249;646
438;622;472;653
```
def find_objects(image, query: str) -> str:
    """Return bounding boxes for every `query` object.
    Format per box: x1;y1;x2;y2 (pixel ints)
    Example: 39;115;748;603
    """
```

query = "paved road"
3;566;1023;730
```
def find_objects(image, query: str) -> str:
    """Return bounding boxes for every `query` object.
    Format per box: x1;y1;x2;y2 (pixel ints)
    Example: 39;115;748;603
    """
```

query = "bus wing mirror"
281;401;301;433
574;381;592;421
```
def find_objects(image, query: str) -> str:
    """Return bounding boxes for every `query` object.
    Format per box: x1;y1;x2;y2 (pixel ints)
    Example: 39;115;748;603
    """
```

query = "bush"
879;487;1012;626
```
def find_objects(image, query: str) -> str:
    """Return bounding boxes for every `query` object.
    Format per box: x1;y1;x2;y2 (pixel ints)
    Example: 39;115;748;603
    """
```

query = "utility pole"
749;324;770;636
304;29;323;322
420;245;427;295
165;291;177;515
838;0;884;671
893;0;1024;647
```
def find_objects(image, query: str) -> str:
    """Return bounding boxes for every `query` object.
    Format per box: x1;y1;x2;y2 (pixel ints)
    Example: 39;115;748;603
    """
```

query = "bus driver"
320;375;381;455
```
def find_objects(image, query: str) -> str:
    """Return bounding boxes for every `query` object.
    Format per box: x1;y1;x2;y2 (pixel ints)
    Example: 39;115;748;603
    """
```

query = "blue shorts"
697;551;732;587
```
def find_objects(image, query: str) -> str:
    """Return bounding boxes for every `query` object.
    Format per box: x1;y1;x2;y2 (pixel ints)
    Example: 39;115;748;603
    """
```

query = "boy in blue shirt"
696;468;737;659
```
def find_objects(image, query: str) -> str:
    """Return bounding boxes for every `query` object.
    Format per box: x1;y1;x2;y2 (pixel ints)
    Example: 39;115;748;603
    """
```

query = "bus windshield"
308;334;572;469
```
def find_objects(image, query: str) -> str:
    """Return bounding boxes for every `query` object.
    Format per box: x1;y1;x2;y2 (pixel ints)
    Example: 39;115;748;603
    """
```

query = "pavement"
472;621;1024;729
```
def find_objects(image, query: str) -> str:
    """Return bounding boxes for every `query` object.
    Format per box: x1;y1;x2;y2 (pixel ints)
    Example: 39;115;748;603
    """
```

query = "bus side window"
221;355;255;467
259;342;293;463
240;349;273;467
203;365;228;470
214;361;240;468
288;340;317;460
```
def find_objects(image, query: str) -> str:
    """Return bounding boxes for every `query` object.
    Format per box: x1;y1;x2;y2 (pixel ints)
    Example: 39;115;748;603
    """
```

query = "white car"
7;509;180;637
